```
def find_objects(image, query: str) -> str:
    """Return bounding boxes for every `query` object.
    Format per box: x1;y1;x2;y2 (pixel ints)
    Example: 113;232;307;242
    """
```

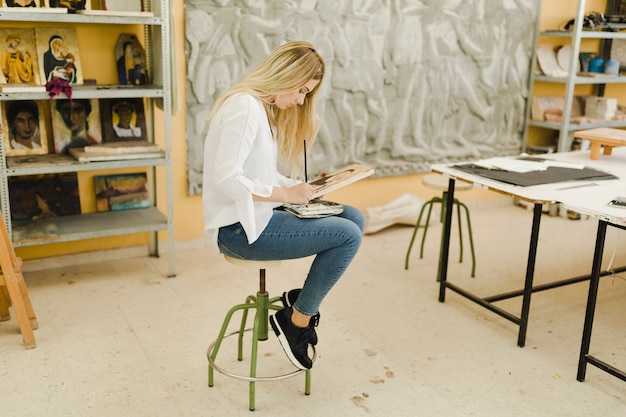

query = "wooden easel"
0;215;37;349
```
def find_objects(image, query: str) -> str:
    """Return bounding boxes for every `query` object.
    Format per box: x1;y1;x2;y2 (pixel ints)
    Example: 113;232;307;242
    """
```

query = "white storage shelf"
12;208;168;248
0;11;164;25
0;3;175;276
524;0;626;153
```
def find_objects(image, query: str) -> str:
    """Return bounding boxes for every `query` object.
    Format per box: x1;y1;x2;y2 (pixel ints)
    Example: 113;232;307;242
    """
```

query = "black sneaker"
280;289;319;346
270;307;316;370
281;289;301;309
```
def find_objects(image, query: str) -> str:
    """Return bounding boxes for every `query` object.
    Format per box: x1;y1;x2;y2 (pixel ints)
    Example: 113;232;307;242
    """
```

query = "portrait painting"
8;173;80;221
0;28;41;85
2;1;40;7
115;33;149;85
44;0;89;13
51;98;102;154
94;172;150;212
99;98;147;142
1;100;48;156
34;27;83;85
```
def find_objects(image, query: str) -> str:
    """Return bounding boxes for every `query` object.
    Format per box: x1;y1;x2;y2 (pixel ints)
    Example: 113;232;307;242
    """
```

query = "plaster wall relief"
184;0;538;195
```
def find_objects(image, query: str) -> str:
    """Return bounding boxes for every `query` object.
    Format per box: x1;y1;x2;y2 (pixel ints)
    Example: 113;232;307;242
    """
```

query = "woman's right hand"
284;182;314;204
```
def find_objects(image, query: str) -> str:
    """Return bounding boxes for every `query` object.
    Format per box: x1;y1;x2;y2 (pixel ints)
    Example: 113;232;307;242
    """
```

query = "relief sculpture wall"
184;0;538;195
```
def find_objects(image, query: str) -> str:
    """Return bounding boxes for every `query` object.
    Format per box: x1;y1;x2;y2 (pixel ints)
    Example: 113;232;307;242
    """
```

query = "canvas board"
8;173;81;221
51;98;102;154
1;100;48;156
99;98;147;142
34;26;83;85
0;27;41;85
94;172;150;212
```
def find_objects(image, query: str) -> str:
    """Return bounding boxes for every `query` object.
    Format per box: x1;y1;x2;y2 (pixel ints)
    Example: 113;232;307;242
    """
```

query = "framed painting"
8;173;81;221
99;98;147;142
34;26;83;85
50;98;102;154
44;0;89;13
0;28;41;85
115;33;149;85
94;172;150;212
1;100;48;156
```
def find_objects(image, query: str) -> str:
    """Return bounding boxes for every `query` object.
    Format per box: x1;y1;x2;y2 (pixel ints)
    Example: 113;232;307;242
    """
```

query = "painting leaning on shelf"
0;28;41;85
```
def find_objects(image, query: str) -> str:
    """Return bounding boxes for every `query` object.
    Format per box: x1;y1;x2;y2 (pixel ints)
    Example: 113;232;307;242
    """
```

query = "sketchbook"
309;163;374;199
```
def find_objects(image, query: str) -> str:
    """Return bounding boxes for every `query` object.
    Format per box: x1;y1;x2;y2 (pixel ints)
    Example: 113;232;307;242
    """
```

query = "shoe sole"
269;315;310;370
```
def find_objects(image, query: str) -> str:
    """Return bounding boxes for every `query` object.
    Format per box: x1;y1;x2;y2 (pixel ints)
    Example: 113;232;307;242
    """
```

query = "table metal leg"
577;220;606;382
517;203;543;347
438;178;455;302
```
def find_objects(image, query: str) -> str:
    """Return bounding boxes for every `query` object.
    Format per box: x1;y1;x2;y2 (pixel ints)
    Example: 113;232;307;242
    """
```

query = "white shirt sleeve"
202;94;296;249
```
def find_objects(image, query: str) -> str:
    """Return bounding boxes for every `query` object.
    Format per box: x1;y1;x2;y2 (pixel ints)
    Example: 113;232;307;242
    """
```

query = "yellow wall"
15;0;616;259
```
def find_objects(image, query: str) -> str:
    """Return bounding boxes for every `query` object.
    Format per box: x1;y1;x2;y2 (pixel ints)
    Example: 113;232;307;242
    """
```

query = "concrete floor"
1;198;625;416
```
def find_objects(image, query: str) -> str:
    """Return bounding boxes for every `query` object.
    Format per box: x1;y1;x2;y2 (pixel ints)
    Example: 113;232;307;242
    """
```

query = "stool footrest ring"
207;328;316;382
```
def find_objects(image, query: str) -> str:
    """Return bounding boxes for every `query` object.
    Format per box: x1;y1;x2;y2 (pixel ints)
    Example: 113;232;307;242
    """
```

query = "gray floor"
2;198;625;416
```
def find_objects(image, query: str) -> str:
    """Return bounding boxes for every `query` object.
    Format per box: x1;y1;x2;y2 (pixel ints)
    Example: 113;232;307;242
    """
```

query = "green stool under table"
207;256;313;411
405;173;476;278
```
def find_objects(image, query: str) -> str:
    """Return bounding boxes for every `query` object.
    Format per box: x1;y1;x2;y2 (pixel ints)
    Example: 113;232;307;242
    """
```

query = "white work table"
429;148;626;383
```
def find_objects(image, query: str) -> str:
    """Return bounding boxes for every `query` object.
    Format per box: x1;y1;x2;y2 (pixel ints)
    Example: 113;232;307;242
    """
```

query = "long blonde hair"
208;41;325;175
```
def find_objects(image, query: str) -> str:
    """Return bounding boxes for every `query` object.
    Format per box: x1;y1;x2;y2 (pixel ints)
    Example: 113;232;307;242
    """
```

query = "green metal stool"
207;256;313;411
405;173;476;278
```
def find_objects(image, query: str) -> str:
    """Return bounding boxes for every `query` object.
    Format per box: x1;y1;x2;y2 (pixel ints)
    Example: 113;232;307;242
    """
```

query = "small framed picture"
99;98;147;142
0;28;41;85
1;100;48;156
94;172;150;212
115;33;149;85
50;98;102;154
44;0;89;13
8;173;81;221
34;27;83;85
2;1;41;7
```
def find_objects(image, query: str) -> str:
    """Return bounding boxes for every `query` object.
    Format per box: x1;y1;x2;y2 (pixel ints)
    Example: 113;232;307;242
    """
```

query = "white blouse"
202;93;300;251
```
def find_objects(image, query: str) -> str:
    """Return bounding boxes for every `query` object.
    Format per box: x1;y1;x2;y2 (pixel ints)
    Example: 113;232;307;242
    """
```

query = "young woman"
202;41;365;370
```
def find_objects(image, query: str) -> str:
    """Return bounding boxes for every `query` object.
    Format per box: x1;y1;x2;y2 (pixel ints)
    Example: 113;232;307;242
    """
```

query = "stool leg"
458;201;477;277
248;290;284;410
405;200;432;269
420;197;442;259
238;295;256;361
208;302;256;387
455;200;464;264
249;307;264;411
305;369;311;395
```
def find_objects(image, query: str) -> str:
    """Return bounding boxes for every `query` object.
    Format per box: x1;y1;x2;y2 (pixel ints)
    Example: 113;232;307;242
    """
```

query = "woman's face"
273;78;320;110
13;110;37;141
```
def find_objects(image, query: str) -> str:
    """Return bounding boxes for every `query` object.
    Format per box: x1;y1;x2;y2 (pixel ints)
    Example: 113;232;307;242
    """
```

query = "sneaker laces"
309;313;320;328
305;313;320;345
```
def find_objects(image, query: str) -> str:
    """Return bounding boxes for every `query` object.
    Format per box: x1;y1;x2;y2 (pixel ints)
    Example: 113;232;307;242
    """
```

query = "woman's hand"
253;182;314;204
284;182;315;204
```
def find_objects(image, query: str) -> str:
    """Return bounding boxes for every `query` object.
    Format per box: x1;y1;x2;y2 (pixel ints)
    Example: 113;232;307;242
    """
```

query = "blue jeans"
217;205;365;316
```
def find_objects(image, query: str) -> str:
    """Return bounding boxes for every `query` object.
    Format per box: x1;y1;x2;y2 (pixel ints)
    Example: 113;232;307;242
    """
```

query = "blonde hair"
208;41;325;175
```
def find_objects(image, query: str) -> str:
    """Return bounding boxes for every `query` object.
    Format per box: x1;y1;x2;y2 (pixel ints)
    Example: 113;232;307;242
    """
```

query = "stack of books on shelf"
69;141;164;162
